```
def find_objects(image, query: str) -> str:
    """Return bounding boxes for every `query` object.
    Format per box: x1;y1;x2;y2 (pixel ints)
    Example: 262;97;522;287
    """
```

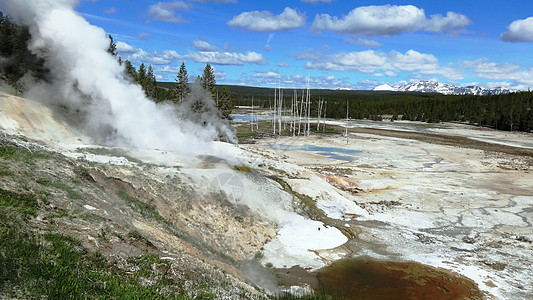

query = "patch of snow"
373;84;395;91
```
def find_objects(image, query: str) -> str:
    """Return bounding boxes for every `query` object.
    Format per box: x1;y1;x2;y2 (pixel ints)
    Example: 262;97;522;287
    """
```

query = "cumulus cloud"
186;51;266;65
188;40;266;65
425;12;472;34
121;40;266;67
305;50;388;73
192;40;219;52
463;58;522;79
131;49;181;65
311;5;471;36
242;71;356;89
147;1;192;23
462;58;533;88
389;50;439;71
301;49;462;80
213;68;227;81
500;17;533;42
227;7;306;32
344;36;383;47
372;71;398;77
277;62;289;67
116;41;137;54
252;70;281;79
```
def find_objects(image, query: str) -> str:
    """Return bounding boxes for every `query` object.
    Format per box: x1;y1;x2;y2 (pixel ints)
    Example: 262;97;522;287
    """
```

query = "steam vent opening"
315;257;483;300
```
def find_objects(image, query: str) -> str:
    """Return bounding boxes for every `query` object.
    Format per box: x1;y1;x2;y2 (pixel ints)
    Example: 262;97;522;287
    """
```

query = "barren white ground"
239;121;533;299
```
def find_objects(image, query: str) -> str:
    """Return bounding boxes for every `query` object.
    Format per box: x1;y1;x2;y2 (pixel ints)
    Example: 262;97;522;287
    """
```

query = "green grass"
128;230;143;240
0;144;50;163
311;127;341;135
236;130;259;143
0;188;38;216
117;190;167;224
0;168;13;177
36;178;82;200
0;208;190;299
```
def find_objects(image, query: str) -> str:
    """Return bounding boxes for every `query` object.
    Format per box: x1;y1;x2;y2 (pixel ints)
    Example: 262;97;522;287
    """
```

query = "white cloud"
278;62;289;67
116;41;136;54
301;49;463;80
344;36;383;47
311;5;471;36
240;71;356;89
131;49;181;65
192;40;219;52
147;1;191;23
305;50;388;73
389;50;439;71
104;7;117;14
213;69;227;81
463;58;533;87
463;58;521;79
252;70;280;79
500;17;533;42
121;39;266;67
426;12;472;34
372;71;398;77
185;51;266;65
156;65;181;75
227;7;306;32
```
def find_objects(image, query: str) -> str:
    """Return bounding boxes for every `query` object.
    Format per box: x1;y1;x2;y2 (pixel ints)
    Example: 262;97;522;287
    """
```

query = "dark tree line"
0;12;48;88
234;90;533;133
319;92;533;133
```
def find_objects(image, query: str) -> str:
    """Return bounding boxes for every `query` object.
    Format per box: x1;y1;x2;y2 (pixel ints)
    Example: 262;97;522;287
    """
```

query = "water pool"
268;144;361;161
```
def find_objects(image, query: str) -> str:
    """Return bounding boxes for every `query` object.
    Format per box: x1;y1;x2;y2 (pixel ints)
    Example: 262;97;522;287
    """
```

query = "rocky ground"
238;119;533;299
2;93;532;299
1;92;285;298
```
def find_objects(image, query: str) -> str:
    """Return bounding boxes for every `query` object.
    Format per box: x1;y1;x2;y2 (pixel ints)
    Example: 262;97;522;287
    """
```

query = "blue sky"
76;0;533;90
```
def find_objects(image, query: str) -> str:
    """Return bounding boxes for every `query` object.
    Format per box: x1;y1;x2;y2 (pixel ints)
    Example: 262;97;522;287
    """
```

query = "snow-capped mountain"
373;81;515;95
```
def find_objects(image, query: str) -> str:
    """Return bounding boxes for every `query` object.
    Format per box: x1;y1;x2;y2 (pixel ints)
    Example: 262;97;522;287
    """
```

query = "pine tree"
200;63;216;95
107;34;117;57
145;65;158;100
174;62;190;104
137;63;147;85
217;86;233;120
123;59;137;81
199;64;233;119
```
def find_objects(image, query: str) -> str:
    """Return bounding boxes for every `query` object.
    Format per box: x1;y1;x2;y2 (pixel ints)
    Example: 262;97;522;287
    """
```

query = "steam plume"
1;0;235;157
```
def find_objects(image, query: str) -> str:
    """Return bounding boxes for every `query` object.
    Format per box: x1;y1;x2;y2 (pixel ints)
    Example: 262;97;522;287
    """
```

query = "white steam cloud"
1;0;236;159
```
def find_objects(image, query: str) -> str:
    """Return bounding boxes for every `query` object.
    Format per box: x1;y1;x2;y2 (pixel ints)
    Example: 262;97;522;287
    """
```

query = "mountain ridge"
374;80;515;95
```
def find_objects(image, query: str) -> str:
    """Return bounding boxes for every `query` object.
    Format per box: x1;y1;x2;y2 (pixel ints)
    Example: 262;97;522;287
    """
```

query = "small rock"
462;236;476;244
84;204;97;210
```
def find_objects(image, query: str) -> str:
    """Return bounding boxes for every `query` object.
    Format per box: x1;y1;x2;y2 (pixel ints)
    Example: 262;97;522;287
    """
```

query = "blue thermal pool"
268;144;361;161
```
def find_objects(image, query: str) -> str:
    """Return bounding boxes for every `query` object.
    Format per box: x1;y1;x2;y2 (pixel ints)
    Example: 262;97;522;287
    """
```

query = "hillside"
0;91;279;298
